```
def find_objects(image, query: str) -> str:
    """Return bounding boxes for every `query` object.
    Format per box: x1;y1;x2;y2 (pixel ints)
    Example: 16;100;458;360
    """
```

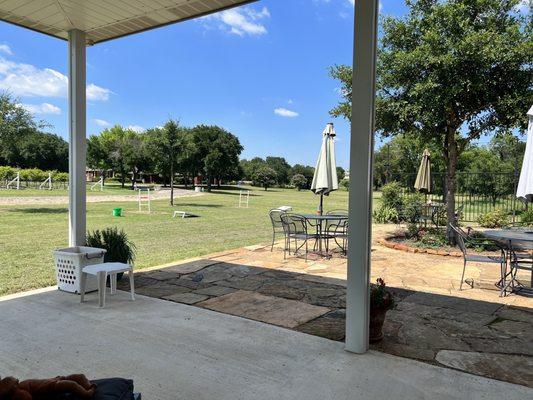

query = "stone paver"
163;292;210;305
197;290;330;328
121;223;532;387
435;350;533;387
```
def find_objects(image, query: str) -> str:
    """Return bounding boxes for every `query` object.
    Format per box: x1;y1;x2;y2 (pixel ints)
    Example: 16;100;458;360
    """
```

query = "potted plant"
369;278;394;343
86;227;136;280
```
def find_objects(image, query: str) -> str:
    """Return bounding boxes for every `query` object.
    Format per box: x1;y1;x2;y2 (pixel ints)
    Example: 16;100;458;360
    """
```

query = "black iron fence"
384;171;525;223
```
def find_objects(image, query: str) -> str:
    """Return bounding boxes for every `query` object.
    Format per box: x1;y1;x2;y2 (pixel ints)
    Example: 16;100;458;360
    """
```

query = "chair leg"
80;272;87;303
98;271;107;308
271;231;275;252
129;269;135;301
110;273;117;295
460;260;467;290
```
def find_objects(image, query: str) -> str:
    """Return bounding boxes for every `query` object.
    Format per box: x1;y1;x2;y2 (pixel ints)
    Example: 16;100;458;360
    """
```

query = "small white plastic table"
80;262;135;308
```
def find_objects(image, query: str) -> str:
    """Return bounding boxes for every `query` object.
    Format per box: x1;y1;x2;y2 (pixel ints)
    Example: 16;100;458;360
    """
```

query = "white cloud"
0;57;112;100
86;83;112;101
127;125;145;133
274;108;299;118
204;6;270;36
18;102;61;115
0;44;12;55
93;118;110;127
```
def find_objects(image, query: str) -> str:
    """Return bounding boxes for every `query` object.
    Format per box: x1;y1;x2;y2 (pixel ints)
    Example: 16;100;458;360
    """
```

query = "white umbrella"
311;123;339;214
516;105;533;202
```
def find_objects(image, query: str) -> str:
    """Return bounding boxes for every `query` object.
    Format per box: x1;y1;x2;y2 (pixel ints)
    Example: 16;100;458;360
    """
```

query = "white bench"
80;262;135;308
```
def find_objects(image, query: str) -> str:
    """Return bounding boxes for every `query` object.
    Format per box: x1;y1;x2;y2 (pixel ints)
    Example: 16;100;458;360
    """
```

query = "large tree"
190;125;243;191
331;0;532;240
147;120;185;205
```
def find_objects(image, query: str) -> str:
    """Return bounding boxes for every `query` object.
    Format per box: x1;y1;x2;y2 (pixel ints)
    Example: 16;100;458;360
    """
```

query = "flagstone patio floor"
114;224;533;388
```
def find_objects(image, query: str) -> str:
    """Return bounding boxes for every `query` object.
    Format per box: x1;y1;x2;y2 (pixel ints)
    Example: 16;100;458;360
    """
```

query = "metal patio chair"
325;210;348;254
449;223;506;292
280;213;318;261
269;209;287;252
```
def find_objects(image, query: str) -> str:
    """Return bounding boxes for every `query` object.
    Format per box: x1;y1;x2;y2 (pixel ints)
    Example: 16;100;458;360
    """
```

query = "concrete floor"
1;288;531;400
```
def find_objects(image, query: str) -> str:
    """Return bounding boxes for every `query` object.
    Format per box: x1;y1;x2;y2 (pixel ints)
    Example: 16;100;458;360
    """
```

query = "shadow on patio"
115;240;533;388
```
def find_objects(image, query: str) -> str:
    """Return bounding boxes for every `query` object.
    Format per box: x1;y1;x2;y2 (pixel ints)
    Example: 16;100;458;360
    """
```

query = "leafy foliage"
381;181;404;211
340;178;349;191
369;278;394;310
252;166;277;191
477;209;509;228
86;227;136;265
331;0;532;240
373;205;400;223
290;173;307;191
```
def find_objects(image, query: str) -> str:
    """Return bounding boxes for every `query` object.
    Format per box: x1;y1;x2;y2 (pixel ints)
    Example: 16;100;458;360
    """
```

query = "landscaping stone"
166;277;211;290
143;270;180;281
193;285;237;297
217;274;271;291
197;290;330;328
435;350;533;387
296;309;346;341
163;292;210;305
404;291;503;315
164;259;220;274
135;283;191;298
495;305;533;324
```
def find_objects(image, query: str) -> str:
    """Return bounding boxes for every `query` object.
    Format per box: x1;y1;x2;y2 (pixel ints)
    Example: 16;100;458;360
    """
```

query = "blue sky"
0;1;409;169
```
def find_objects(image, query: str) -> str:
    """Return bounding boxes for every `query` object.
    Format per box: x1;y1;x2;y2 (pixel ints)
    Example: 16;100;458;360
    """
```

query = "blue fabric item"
85;378;134;400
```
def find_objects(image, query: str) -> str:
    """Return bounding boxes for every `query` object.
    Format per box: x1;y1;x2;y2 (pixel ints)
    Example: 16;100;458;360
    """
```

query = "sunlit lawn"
0;182;137;197
0;186;355;296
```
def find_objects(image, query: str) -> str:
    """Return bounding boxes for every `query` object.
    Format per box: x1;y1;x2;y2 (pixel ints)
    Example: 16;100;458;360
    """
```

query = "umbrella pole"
319;194;324;215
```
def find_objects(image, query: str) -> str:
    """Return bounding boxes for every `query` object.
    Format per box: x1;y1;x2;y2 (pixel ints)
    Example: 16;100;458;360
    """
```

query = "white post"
345;0;378;353
68;29;87;247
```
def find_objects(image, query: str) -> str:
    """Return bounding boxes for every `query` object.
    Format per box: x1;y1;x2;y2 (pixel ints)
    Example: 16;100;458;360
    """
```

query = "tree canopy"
331;0;532;239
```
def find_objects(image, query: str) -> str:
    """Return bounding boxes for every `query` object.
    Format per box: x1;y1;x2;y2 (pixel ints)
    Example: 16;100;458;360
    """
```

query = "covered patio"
2;288;531;399
1;0;532;398
0;0;376;353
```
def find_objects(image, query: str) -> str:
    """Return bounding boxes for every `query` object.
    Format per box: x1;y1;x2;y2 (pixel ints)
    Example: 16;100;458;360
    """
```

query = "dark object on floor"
192;273;204;282
0;374;95;400
88;378;135;400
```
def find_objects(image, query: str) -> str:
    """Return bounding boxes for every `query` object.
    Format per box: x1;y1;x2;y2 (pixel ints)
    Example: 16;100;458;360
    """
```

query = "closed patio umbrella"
311;123;338;214
414;148;431;193
516;105;533;202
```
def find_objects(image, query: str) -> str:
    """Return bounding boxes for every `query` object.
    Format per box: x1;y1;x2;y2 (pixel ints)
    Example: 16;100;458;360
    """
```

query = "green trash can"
113;208;122;217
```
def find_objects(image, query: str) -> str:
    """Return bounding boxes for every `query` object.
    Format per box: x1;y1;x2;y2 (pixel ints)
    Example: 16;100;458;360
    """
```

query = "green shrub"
19;168;47;182
340;178;349;191
402;193;424;223
519;209;533;226
373;205;399;223
418;229;446;248
477;209;509;228
0;166;15;181
381;181;404;211
86;227;136;264
54;172;69;182
290;174;307;191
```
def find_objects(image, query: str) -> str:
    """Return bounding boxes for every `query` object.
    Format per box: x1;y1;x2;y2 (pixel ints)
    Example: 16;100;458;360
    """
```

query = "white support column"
68;29;87;247
345;0;379;353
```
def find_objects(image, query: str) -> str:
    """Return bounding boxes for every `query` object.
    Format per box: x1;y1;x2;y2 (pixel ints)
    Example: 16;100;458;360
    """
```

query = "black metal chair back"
269;209;285;229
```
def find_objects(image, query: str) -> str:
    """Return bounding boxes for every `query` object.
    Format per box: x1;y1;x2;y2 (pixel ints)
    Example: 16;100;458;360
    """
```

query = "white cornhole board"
277;206;292;212
173;211;199;218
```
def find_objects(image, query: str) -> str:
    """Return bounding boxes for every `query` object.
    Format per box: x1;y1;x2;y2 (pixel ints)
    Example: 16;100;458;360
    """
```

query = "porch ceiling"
0;0;256;45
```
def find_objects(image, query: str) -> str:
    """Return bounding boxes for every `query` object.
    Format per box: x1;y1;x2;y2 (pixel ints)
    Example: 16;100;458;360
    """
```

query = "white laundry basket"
53;246;106;293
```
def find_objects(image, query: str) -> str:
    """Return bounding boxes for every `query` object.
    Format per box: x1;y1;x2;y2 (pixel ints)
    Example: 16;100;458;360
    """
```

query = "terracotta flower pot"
369;306;389;343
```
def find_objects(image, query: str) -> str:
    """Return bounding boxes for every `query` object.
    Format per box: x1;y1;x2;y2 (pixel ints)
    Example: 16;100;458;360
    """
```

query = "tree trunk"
131;170;136;190
170;163;174;206
206;175;212;192
120;168;125;188
445;126;458;243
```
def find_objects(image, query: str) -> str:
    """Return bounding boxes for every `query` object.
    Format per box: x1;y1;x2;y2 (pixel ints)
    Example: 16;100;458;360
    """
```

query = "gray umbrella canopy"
311;123;339;213
414;148;431;193
516;105;533;202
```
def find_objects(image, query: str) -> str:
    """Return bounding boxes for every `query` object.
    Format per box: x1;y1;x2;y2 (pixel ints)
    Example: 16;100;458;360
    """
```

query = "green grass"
0;182;137;197
0;186;352;296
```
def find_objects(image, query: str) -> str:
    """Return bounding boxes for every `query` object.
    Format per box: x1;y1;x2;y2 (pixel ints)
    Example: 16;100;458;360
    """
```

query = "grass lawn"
0;186;357;296
0;182;139;197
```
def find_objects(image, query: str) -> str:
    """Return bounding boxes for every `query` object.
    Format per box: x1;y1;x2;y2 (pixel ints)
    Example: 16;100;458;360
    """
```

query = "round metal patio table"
299;214;348;256
483;229;533;294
